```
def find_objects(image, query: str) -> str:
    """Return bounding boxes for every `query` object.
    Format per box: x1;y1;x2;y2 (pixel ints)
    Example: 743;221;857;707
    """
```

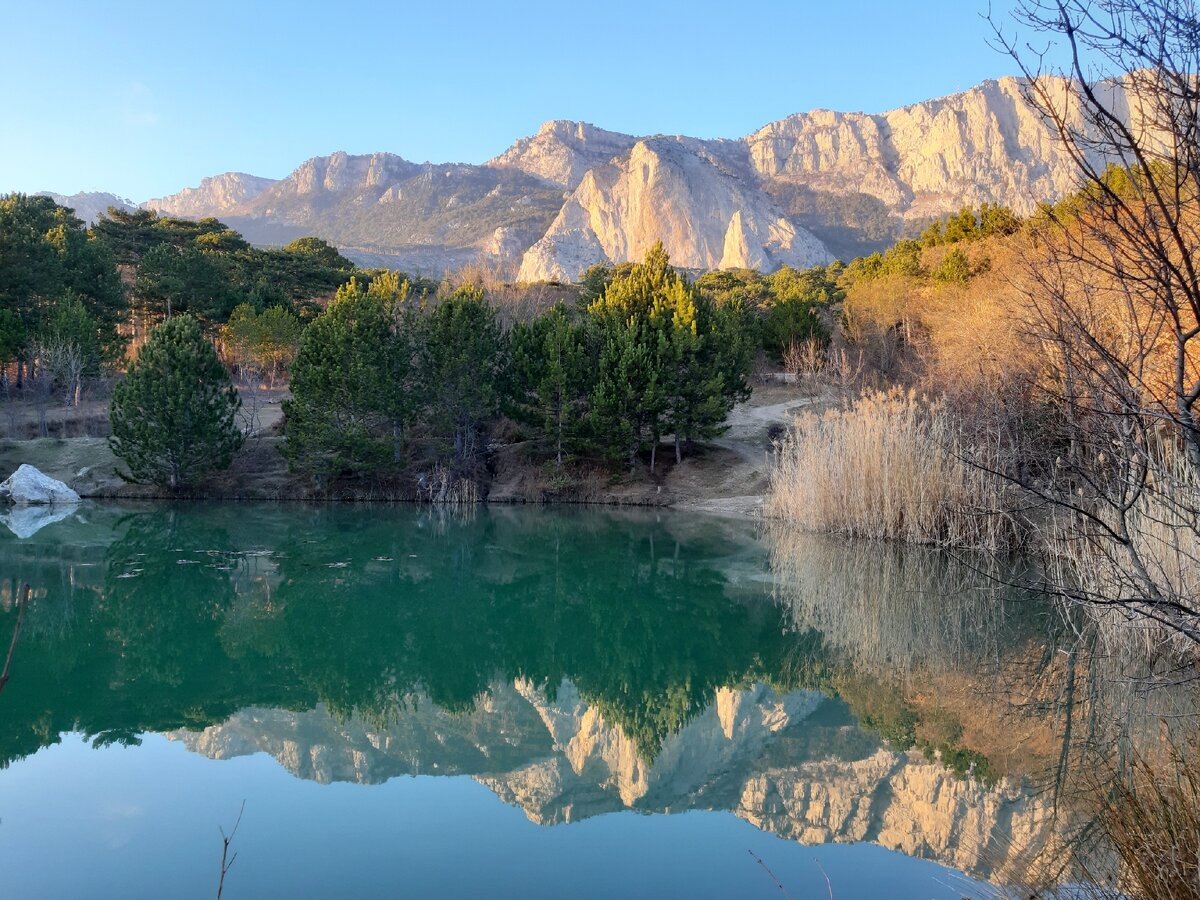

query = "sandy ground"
667;386;815;518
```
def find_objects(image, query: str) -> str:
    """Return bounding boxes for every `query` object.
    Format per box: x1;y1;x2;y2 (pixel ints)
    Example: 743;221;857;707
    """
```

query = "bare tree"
990;1;1200;647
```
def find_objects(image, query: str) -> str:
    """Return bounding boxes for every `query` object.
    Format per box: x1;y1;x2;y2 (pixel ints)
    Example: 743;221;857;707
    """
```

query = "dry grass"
767;388;1024;552
415;465;480;506
1044;449;1200;658
1094;747;1200;900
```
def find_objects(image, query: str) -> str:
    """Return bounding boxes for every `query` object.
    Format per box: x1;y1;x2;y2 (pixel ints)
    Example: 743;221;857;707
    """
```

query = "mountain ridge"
48;76;1098;277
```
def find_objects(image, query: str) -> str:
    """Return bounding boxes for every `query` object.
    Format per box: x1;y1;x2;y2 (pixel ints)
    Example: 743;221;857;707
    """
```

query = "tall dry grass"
1044;447;1200;658
767;389;1025;552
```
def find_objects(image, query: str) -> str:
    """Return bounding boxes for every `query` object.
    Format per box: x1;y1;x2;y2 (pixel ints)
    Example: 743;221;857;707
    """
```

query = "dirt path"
666;388;814;518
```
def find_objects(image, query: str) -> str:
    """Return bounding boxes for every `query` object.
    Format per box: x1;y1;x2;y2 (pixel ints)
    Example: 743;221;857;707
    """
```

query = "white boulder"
0;464;82;506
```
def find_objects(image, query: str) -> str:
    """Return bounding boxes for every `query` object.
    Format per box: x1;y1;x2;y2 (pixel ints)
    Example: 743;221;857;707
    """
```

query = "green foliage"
109;315;243;489
135;243;237;320
419;289;508;467
509;304;591;467
0;193;126;365
283;278;413;476
94;209;357;326
931;247;974;284
919;203;1021;247
842;238;924;284
221;303;304;384
284;236;354;269
587;243;753;468
42;293;104;378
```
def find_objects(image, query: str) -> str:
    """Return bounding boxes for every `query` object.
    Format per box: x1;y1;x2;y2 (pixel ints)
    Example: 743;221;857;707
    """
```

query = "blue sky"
2;0;1021;199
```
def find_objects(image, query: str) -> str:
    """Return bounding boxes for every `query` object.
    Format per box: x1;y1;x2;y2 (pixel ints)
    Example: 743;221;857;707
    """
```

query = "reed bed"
767;389;1024;552
1044;448;1200;659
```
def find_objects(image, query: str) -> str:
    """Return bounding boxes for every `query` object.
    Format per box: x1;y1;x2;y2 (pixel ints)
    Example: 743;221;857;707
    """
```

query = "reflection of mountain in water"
1;504;1065;883
174;678;1055;881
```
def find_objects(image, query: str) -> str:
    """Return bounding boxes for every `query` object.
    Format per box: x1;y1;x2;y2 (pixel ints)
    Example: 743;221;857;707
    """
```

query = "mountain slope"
518;137;830;281
143;172;277;218
69;76;1099;278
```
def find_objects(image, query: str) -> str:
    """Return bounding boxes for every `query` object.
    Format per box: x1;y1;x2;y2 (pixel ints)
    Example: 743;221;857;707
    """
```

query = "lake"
0;503;1063;898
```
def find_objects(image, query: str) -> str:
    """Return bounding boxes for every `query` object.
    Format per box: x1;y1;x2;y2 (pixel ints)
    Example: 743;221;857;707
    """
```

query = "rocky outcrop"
487;120;638;189
746;77;1079;221
0;465;81;506
143;172;277;218
517;137;830;281
81;75;1127;279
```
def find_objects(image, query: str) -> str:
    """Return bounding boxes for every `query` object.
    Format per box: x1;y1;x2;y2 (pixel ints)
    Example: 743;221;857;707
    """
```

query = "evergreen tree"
135;243;236;321
587;244;678;470
419;289;507;468
282;278;411;476
109;315;243;489
587;242;755;472
0;193;126;364
510;304;590;468
663;291;753;462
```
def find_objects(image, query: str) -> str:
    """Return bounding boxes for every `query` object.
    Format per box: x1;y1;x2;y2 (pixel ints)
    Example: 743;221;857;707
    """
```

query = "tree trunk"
650;440;657;475
675;434;682;464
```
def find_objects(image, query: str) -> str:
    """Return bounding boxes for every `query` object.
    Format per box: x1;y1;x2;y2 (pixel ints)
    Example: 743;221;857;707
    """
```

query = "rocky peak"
37;191;136;224
488;120;639;189
517;135;830;282
142;172;277;218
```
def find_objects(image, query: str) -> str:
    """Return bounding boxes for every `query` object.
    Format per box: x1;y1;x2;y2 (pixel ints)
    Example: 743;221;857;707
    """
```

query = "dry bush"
781;337;825;378
415;465;480;506
1042;446;1200;658
767;388;1025;551
841;274;921;380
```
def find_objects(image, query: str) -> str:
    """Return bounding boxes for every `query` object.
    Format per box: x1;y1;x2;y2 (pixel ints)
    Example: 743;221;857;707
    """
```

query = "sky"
1;0;1026;200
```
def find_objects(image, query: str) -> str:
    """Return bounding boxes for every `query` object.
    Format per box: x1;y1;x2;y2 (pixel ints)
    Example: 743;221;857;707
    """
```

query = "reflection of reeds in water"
766;524;1018;676
766;390;1024;553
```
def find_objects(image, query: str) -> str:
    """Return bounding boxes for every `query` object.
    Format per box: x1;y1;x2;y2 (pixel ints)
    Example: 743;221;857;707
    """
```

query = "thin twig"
0;583;31;697
216;800;246;900
813;856;835;900
747;849;793;900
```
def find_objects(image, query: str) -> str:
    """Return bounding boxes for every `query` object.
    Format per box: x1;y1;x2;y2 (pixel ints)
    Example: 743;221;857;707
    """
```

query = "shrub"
109;315;243;489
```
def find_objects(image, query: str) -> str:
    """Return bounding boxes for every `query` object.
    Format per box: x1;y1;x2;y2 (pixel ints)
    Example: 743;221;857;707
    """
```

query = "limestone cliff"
517;137;830;282
84;75;1124;279
143;172;277;218
487;120;638;189
746;77;1078;221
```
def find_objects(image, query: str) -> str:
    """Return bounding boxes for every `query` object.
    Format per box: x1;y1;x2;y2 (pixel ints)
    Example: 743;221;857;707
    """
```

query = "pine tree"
282;279;407;476
586;242;752;472
109;315;243;489
419;289;507;469
510;304;590;469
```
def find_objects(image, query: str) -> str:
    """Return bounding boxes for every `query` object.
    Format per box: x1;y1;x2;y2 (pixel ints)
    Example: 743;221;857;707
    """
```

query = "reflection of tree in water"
261;508;806;759
0;506;809;767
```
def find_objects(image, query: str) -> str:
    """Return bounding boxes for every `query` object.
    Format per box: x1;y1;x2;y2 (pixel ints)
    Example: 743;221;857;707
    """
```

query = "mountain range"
42;76;1089;279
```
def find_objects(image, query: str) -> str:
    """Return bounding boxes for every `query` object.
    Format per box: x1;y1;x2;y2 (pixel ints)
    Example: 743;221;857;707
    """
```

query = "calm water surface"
0;503;1038;898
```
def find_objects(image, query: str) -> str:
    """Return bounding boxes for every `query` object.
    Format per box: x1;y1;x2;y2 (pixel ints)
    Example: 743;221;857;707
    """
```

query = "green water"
0;503;1028;898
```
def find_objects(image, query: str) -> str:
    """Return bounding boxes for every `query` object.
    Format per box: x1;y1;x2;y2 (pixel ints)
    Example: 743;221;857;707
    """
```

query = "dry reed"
767;389;1024;552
